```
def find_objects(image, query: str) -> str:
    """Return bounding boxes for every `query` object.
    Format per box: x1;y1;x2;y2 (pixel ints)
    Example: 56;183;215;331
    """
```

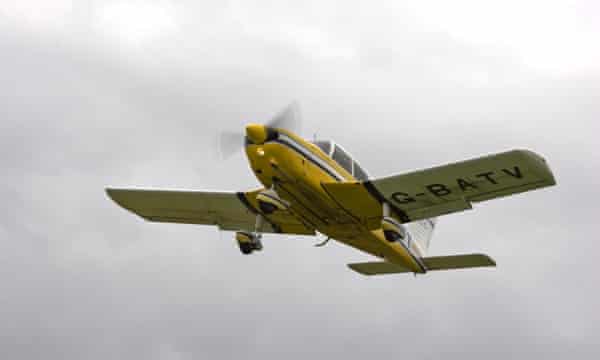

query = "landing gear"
236;231;262;254
235;214;265;255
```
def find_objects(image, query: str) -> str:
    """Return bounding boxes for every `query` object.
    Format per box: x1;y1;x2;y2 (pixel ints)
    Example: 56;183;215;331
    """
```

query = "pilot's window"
353;161;368;181
332;146;353;174
313;141;331;155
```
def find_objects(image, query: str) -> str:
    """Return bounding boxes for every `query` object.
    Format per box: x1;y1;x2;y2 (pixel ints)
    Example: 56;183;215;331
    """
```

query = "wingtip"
104;187;123;205
514;149;557;187
346;264;371;276
477;253;497;267
105;187;115;199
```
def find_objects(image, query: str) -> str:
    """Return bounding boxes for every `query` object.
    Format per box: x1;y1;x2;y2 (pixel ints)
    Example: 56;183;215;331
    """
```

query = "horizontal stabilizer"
348;254;496;275
422;254;496;270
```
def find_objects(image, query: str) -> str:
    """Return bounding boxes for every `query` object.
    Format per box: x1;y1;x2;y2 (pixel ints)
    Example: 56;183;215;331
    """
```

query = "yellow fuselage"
244;128;425;273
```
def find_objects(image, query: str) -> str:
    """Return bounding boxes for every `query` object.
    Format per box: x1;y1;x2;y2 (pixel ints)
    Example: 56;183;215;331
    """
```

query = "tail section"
348;253;496;276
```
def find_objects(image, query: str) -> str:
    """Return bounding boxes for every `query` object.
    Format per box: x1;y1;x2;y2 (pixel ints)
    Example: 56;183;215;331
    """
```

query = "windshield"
332;145;353;174
312;140;332;156
353;161;369;181
311;140;369;180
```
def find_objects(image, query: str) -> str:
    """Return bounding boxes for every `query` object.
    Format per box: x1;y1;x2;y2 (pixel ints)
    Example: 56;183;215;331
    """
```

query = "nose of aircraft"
245;124;266;144
245;124;277;145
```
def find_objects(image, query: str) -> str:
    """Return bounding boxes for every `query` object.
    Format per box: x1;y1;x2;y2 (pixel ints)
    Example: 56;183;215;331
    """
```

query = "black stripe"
363;181;411;223
275;138;341;181
363;180;385;202
260;193;286;207
272;138;344;182
236;192;258;214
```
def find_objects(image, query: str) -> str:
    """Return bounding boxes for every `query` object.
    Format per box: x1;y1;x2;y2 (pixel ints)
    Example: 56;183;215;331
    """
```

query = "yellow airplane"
106;104;556;275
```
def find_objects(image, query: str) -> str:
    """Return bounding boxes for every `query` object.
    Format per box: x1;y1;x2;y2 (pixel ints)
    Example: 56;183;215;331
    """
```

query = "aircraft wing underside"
322;149;556;224
106;188;315;236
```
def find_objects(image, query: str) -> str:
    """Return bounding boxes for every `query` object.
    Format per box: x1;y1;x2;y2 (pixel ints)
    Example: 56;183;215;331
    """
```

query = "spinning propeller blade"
218;131;245;159
268;101;302;133
218;102;302;159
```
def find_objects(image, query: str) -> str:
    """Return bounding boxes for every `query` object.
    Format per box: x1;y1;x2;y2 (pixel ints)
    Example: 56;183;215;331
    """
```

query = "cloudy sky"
1;1;599;359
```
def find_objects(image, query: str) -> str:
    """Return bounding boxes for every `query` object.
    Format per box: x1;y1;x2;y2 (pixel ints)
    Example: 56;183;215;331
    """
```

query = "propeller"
218;102;302;159
268;101;302;132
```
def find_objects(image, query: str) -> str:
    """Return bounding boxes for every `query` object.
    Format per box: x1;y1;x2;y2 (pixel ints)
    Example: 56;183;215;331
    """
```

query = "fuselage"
244;125;432;273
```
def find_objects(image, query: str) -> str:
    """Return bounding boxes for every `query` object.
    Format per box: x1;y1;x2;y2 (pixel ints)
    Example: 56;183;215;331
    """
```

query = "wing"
322;149;556;224
106;187;315;235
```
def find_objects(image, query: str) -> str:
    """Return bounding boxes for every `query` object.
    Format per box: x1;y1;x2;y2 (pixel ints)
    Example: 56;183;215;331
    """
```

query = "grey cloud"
0;1;599;359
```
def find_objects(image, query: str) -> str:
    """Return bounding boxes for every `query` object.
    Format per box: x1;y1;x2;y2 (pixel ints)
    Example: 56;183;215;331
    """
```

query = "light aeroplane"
106;103;556;275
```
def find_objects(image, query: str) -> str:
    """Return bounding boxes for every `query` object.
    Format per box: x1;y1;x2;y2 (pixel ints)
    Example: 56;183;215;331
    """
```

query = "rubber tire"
238;242;253;255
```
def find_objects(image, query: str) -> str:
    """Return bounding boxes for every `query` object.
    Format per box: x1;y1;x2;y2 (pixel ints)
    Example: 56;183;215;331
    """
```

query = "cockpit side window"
353;161;369;181
332;145;353;174
313;141;332;156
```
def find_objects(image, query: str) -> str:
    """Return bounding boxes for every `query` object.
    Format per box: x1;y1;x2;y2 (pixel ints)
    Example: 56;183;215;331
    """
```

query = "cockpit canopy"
312;140;369;181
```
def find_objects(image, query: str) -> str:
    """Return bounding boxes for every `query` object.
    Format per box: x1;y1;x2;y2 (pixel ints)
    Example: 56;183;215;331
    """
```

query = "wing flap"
408;197;472;220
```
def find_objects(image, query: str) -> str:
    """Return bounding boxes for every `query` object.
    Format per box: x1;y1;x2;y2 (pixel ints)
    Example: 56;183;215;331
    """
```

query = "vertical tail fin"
406;218;436;256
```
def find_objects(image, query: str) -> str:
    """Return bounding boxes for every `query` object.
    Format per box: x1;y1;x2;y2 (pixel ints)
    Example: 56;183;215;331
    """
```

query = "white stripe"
275;134;346;182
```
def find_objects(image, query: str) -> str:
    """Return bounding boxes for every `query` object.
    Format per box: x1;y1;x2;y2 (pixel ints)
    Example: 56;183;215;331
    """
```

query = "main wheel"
238;241;254;255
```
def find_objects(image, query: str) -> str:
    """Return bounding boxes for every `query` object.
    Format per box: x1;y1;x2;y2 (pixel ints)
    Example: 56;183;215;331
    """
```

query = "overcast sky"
1;1;599;359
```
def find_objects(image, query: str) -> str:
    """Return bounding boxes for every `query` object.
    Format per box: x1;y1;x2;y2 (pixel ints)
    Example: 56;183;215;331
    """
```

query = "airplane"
106;103;556;276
